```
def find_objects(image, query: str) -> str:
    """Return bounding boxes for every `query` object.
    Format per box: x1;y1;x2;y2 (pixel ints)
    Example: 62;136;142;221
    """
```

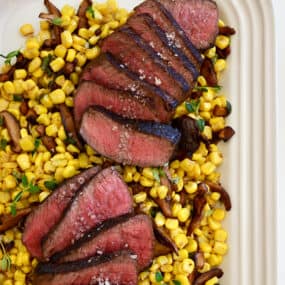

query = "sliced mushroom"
200;58;218;87
216;46;231;59
219;26;236;36
153;240;172;257
206;181;232;211
194;268;224;285
154;198;173;218
59;104;83;150
77;0;92;30
0;208;32;233
213;105;230;117
218;126;235;142
44;0;61;16
0;111;21;153
42;135;56;153
153;224;179;255
35;125;46;136
26;109;38;124
194;252;205;270
19;101;29;115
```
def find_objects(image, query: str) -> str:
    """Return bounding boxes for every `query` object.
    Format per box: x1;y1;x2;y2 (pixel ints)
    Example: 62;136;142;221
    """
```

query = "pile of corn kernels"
0;1;233;284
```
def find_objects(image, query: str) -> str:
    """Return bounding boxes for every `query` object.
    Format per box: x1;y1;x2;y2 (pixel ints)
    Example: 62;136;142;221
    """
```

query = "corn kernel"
201;162;216;176
208;216;222;231
140;176;153;187
184;181;198;194
78;28;90;39
215;35;230;50
61;4;75;17
14;270;26;282
173;274;190;285
214;229;228;242
200;242;212;253
180;158;194;172
174;233;188;249
133;192;147;203
45;124;58;137
50;57;65;72
14;69;27;80
212;208;225;221
161;264;173;273
61;31;73;48
19;136;35;152
213;241;228;255
205;276;219;285
49;89;66;104
123;171;132;183
54;44;67;58
205;46;216;59
198;75;207;86
214;59;227;72
39;191;50;202
154;212;165;227
17;153;31;170
177;207;190;223
86;46;101;60
76;53;87;67
157;185;168;199
63;165;77;179
181;258;195;274
165;218;179;230
66;49;76;62
62;80;75;95
89;35;100;45
3;81;15;94
3;280;13;285
20;24;34;36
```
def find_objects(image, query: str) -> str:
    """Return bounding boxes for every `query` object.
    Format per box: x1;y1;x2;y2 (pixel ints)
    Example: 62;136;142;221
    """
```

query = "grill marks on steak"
53;214;154;270
79;106;181;167
74;80;159;125
127;15;197;86
34;251;138;285
102;30;186;102
79;54;174;122
42;167;133;259
22;166;101;259
135;0;202;68
158;0;219;50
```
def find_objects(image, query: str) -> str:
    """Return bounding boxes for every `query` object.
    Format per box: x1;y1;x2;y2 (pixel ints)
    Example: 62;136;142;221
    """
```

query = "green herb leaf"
87;6;95;18
44;180;58;191
158;168;165;177
194;85;222;92
171;177;179;185
211;54;218;64
12;171;22;181
52;17;62;26
32;138;41;155
13;95;24;102
21;175;28;188
0;50;20;65
150;207;159;218
205;209;214;217
28;183;40;194
0;116;3;126
10;203;17;216
226;100;232;114
152;168;160;182
64;136;76;145
172;280;181;285
0;139;8;150
155;272;164;282
14;191;23;203
196;119;205;132
41;54;53;76
0;240;11;272
185;99;200;114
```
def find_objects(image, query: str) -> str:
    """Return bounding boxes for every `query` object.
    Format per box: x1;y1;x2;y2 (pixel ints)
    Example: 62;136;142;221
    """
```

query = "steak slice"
79;106;181;167
42;167;133;259
135;0;202;68
34;251;138;285
127;14;198;84
81;54;178;112
74;81;159;126
158;0;219;50
22;166;101;260
53;214;154;270
102;30;188;102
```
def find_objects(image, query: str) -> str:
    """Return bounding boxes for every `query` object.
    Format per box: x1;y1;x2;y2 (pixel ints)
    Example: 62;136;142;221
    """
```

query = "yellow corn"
212;208;225;221
54;45;67;58
133;192;147;203
165;218;179;230
16;154;31;170
205;277;219;285
62;80;75;95
61;4;75;17
215;35;230;50
76;53;87;66
173;274;190;285
86;46;101;60
3;175;17;189
3;81;15;94
201;162;216;176
14;69;27;80
139;176;153;187
20;24;34;36
174;233;188;249
184;181;198;194
177;208;190;223
50;57;65;72
157;185;168;199
198;75;207;86
205;46;216;58
214;229;228;242
49;89;66;104
214;59;227;72
61;31;73;48
154;212;165;227
66;49;76;62
186;238;198;253
28;57;42;73
213;241;228;255
19;136;35;151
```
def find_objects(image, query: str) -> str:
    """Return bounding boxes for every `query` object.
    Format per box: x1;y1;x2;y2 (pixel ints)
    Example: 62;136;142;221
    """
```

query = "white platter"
0;0;277;284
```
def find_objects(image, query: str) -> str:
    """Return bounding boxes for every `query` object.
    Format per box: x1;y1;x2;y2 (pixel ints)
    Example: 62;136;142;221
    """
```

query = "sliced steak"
22;166;101;260
135;0;202;68
42;167;133;259
34;251;138;285
74;81;159;125
79;106;181;167
127;14;198;84
158;0;219;50
81;54;178;113
102;30;187;102
53;214;154;270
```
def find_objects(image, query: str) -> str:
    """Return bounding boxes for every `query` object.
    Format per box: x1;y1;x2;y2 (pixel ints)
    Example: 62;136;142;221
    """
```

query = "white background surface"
273;0;285;284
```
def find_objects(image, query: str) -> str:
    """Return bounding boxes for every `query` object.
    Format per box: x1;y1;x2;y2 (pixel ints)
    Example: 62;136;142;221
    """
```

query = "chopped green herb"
0;116;3;126
172;280;181;285
12;171;22;181
10;203;17;216
194;85;222;92
14;191;23;203
205;209;214;217
21;175;28;188
185;99;200;114
0;50;20;65
64;136;76;145
0;139;7;150
52;17;62;26
171;177;179;184
150;207;159;218
41;54;53;76
32;138;41;155
155;272;164;282
28;183;40;194
87;6;95;18
44;180;58;191
13;94;24;102
226;100;232;114
196;119;205;132
0;240;11;272
158;167;165;177
152;168;160;182
211;54;218;64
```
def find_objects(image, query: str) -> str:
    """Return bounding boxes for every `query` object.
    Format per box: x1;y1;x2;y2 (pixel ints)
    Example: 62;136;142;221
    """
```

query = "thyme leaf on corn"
32;138;41;155
193;85;222;92
21;174;28;188
44;180;58;190
0;116;3;126
0;138;7;150
87;6;95;18
172;280;181;285
185;99;200;114
0;50;20;65
155;271;163;282
197;119;206;132
41;54;53;76
0;239;11;272
52;17;62;26
13;95;24;102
